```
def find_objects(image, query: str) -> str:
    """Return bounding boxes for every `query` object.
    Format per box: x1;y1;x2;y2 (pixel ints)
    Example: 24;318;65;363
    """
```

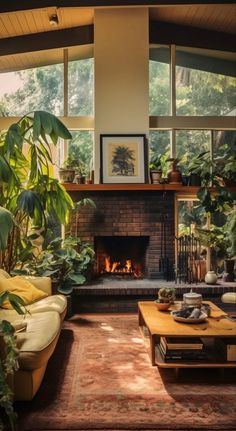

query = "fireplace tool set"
175;234;202;284
159;213;171;280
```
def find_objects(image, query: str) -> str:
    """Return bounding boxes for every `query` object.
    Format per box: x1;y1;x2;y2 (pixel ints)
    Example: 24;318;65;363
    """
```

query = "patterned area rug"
17;314;236;430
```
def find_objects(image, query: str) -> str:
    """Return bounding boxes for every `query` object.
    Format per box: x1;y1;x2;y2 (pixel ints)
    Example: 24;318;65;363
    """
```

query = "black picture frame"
100;134;148;184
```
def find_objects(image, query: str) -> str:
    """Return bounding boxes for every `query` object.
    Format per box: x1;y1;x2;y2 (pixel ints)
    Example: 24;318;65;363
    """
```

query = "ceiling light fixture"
49;14;59;26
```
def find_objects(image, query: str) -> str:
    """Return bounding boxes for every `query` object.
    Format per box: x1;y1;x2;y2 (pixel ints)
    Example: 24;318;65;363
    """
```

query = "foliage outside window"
176;46;236;116
67;131;94;177
68;58;94;116
0;64;64;117
213;130;236;182
149;45;170;116
178;200;206;237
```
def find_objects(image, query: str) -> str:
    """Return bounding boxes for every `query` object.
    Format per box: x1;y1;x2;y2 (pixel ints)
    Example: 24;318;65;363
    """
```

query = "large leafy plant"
21;236;95;294
0;111;74;272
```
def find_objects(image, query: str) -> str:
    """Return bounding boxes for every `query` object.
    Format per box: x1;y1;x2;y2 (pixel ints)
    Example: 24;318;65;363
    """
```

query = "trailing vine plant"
0;291;27;431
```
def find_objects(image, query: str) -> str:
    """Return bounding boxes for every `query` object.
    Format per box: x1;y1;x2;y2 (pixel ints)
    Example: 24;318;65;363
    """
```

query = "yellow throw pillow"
0;269;11;279
0;276;48;309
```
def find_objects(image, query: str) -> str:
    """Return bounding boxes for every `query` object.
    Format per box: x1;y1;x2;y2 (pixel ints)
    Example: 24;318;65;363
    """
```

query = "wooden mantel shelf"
62;183;236;193
62;183;195;192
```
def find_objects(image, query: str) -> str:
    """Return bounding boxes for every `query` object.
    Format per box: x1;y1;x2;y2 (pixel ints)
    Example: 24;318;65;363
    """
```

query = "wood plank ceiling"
0;4;235;72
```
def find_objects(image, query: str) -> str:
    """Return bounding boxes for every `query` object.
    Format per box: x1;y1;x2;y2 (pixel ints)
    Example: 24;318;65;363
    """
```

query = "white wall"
94;8;149;182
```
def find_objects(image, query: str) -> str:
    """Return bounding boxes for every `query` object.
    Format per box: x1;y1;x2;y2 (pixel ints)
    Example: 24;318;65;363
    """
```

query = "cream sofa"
0;269;67;401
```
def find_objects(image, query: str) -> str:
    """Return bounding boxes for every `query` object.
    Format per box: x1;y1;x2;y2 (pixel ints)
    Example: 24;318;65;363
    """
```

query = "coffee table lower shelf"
155;345;236;369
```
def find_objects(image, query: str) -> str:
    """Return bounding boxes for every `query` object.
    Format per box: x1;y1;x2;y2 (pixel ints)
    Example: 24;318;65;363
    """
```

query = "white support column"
94;8;149;183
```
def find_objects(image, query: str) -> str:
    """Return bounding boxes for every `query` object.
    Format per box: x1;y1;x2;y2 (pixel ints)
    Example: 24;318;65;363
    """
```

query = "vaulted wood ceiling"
0;2;235;73
0;3;235;39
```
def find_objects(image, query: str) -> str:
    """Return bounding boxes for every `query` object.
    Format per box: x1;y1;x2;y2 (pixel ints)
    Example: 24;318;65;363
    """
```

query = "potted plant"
187;151;210;186
158;287;176;303
155;287;175;310
58;155;77;183
0;110;74;273
149;154;163;184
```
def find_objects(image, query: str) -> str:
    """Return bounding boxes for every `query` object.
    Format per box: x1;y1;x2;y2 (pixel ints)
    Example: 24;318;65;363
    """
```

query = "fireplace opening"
94;236;149;279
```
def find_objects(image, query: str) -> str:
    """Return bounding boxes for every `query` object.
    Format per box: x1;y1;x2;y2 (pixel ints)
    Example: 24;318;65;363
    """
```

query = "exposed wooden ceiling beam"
0;1;235;14
0;19;235;57
150;21;236;52
0;25;93;56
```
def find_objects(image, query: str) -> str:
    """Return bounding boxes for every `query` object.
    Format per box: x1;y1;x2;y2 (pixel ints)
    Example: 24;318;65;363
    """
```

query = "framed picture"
100;134;148;184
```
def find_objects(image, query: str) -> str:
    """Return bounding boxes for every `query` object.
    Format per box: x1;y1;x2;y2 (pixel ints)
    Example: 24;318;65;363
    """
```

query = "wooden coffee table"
138;301;236;368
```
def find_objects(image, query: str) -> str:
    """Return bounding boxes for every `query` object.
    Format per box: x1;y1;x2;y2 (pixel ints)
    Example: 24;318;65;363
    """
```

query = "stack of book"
157;337;206;362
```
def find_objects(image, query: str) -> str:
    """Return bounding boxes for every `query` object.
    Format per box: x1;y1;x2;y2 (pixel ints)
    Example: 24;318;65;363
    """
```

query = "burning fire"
103;256;142;278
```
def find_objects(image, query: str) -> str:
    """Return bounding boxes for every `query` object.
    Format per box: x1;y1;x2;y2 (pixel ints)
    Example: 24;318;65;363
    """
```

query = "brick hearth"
71;279;236;313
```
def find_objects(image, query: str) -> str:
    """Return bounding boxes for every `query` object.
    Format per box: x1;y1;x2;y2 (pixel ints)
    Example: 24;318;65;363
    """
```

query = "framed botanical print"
100;134;148;184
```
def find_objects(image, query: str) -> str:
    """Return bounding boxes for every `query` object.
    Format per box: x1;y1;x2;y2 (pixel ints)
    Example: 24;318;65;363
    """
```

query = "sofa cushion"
16;311;61;370
19;276;52;296
221;292;236;304
0;276;48;309
26;294;67;318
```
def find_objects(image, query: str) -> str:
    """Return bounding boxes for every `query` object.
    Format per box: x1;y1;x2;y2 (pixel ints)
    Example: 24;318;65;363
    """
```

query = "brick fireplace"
68;190;175;280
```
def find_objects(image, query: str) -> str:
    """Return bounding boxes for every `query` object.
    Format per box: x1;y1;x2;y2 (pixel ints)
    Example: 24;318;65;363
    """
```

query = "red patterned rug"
17;314;236;430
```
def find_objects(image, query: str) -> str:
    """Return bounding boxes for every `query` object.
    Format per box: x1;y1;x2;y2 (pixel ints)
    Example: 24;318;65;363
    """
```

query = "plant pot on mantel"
58;168;76;183
150;170;162;184
189;173;201;186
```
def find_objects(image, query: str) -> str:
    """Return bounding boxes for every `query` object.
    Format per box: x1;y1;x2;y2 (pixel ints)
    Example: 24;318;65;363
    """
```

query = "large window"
149;44;235;168
176;46;236;116
149;45;236;117
0;47;94;118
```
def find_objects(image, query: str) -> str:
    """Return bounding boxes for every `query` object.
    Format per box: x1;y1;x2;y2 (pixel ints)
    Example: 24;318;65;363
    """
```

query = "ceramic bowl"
155;301;171;311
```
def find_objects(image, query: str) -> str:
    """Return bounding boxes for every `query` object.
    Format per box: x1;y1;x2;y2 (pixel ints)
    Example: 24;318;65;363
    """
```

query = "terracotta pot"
155;301;170;311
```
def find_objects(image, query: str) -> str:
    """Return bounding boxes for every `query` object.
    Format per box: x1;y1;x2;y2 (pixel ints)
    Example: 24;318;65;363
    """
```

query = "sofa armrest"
19;276;52;296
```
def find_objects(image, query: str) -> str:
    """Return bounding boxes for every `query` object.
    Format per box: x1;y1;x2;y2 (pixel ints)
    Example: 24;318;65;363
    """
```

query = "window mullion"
63;48;69;159
170;45;176;158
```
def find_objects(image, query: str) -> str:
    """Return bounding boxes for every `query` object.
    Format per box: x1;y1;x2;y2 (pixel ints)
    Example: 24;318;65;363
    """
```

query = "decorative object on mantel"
100;134;148;184
58;155;76;183
205;270;218;284
149;154;162;184
167;158;182;184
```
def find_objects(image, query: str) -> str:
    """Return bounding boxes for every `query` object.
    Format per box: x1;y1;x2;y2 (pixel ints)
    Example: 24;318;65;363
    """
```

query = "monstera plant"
0;111;74;272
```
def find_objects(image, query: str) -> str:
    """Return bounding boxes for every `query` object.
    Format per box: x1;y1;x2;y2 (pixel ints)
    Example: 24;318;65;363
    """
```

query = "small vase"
205;271;217;285
167;160;182;184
